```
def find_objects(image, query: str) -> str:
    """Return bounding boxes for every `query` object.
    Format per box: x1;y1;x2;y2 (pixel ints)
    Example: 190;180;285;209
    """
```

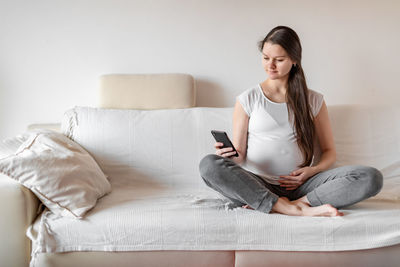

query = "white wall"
1;0;399;140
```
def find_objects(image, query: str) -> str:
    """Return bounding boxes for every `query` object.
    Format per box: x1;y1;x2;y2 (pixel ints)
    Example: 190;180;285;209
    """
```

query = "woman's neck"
263;77;288;95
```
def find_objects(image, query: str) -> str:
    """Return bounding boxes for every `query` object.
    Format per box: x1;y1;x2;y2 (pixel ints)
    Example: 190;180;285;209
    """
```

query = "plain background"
1;0;399;140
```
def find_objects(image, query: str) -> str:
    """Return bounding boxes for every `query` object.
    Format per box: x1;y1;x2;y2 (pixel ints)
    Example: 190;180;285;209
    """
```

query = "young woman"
199;26;383;217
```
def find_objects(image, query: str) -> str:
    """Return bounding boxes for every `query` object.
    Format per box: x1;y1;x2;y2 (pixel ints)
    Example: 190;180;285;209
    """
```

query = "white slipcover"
28;105;400;267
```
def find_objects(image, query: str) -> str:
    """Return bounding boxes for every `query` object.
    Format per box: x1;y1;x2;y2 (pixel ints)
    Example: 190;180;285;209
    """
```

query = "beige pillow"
0;130;111;219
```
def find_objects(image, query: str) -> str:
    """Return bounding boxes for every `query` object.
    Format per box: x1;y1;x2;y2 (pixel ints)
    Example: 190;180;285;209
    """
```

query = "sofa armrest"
27;123;61;132
0;174;41;267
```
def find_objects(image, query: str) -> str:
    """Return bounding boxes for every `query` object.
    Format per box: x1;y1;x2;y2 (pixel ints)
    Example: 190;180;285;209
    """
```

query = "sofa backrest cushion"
62;106;232;189
327;105;400;178
98;74;196;110
61;105;400;187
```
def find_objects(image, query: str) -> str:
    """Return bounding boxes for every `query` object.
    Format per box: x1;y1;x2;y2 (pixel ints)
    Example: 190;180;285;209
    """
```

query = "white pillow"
0;132;30;158
0;130;111;219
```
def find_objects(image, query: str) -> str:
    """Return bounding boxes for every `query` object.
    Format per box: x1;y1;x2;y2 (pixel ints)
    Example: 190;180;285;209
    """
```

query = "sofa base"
33;250;235;267
235;244;400;267
32;244;400;267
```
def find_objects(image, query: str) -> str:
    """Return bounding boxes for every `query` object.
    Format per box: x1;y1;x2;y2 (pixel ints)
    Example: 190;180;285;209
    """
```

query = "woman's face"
261;42;295;80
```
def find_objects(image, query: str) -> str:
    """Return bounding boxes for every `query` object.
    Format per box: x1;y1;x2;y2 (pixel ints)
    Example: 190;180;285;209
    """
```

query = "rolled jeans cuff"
306;190;322;206
256;191;279;213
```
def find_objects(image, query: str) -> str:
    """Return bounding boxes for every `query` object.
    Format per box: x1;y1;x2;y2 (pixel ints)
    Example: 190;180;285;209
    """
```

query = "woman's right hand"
214;142;237;158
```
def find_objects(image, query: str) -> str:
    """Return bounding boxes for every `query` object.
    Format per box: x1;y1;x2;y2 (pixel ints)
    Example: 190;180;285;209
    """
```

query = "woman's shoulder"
237;84;262;98
236;84;262;117
308;88;324;98
308;89;324;117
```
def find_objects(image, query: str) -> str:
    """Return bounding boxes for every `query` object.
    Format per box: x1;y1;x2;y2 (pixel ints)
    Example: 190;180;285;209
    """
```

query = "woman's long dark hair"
258;26;315;167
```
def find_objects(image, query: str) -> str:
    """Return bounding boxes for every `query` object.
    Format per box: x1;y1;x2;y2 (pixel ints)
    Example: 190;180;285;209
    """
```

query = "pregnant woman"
199;26;383;217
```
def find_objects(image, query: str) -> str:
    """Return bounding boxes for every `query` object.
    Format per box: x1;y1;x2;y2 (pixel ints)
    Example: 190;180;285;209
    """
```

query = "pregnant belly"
244;137;304;177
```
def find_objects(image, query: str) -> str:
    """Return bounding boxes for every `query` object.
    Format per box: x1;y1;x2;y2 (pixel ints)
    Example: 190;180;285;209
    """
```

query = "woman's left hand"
278;167;316;190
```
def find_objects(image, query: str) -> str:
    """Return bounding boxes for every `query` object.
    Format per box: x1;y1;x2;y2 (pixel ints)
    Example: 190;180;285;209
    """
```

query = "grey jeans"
199;154;383;213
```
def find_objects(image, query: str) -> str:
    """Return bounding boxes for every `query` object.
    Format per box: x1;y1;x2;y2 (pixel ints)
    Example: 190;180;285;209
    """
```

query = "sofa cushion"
62;105;400;185
62;106;233;189
60;105;400;201
327;105;400;176
0;130;111;219
27;179;400;255
98;73;196;109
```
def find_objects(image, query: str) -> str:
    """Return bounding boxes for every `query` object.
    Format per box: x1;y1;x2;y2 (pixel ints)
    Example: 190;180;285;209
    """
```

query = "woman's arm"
310;100;336;174
231;100;249;165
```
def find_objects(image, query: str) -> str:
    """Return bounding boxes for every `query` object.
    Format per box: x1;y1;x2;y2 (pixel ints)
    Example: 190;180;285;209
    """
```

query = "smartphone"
211;130;239;157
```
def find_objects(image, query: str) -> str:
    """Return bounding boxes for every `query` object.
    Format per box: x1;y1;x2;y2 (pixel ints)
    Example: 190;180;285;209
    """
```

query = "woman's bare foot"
271;197;344;217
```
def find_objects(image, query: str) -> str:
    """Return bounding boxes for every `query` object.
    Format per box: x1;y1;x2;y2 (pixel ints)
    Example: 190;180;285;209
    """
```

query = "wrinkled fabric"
28;179;400;257
26;105;400;265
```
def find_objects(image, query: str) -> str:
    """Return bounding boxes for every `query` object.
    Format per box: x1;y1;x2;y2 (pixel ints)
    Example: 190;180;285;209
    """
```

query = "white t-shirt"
236;84;324;185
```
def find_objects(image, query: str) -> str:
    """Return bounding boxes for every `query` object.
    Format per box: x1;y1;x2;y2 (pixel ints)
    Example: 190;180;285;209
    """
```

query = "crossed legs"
199;154;383;216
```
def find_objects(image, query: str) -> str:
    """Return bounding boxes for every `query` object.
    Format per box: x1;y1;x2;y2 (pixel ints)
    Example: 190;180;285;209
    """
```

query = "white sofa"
1;74;400;267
